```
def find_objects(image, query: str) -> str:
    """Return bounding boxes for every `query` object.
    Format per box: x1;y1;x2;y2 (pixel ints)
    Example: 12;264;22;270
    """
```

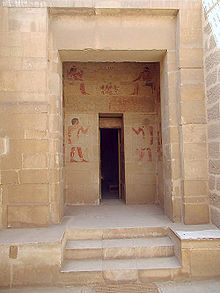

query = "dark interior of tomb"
100;129;119;199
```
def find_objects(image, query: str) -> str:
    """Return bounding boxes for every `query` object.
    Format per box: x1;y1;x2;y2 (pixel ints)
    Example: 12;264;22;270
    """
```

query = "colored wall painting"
100;82;119;95
131;117;154;163
70;146;88;162
136;147;152;162
132;125;154;145
67;117;89;163
67;65;89;95
131;66;155;95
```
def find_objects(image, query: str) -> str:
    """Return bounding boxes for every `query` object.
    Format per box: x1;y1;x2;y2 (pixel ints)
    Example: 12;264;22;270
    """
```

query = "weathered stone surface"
209;160;220;175
206;69;217;87
205;51;220;72
207;103;220;121
207;84;220;104
208;123;220;140
7;205;50;227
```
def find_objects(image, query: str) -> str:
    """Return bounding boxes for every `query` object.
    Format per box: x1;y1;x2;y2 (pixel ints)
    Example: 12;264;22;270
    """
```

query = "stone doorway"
63;62;162;207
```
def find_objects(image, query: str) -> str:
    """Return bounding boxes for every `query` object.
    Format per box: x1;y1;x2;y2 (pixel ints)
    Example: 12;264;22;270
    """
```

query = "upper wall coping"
2;0;200;8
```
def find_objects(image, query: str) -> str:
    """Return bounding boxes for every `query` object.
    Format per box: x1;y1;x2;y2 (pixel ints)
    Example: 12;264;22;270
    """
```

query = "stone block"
24;129;48;139
191;250;220;278
207;103;220;121
167;51;177;71
11;139;49;154
183;143;207;161
22;152;48;169
210;205;220;229
0;71;46;92
6;184;49;203
207;84;220;104
205;50;220;73
181;84;205;101
126;184;155;204
103;269;137;282
7;205;50;227
181;100;206;124
0;153;22;170
19;169;49;184
171;159;181;180
210;192;220;209
179;48;203;68
184;180;208;197
180;69;204;85
0;138;6;155
169;127;179;144
0;170;18;184
208;123;220;140
12;264;59;286
0;246;10;287
138;268;173;282
209;175;215;191
184;203;209;224
8;8;47;32
217;178;220;191
182;124;206;143
183;159;208;180
208;142;220;159
179;27;203;48
209;160;220;175
206;69;217;88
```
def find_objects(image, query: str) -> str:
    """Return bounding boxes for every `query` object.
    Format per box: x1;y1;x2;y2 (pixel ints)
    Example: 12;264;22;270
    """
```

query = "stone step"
64;237;174;260
60;256;181;283
66;226;168;240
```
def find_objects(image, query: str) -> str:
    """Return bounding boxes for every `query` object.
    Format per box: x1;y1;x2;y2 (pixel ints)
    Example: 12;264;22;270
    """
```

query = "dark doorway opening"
100;129;119;200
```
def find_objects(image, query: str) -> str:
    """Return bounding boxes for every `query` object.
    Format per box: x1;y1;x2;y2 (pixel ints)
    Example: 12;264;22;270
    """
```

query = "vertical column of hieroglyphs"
179;1;209;224
203;1;220;228
0;5;50;227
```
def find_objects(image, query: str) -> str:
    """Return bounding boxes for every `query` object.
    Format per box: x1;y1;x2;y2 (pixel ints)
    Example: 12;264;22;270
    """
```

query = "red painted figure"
132;125;153;145
70;147;88;163
131;66;154;95
132;126;145;139
68;118;89;163
68;65;89;95
68;118;89;144
136;147;152;162
147;148;152;161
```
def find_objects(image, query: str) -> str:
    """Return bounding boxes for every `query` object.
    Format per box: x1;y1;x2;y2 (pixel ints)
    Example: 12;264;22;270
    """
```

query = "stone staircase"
60;227;181;285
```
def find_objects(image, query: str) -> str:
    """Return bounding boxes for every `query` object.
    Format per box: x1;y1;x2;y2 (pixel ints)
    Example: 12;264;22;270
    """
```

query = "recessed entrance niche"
63;62;162;206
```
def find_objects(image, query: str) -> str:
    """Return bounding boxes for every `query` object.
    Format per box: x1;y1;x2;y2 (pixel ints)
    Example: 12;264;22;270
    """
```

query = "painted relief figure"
70;147;88;163
68;118;89;162
132;125;153;145
68;65;89;95
136;147;152;162
131;66;155;95
100;82;119;95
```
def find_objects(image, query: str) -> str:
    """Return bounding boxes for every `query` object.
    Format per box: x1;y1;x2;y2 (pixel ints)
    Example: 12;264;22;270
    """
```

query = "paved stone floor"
0;200;218;246
1;280;220;292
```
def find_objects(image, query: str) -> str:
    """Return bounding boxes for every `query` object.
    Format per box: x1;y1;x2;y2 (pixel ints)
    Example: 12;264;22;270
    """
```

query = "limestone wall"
63;62;162;204
0;4;64;227
203;1;220;228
